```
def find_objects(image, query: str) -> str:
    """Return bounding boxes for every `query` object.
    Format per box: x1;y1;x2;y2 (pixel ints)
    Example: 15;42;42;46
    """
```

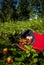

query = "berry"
3;48;8;55
6;56;14;64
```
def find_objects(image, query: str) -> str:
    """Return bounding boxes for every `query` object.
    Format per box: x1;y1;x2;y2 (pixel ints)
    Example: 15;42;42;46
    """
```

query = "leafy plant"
0;18;44;65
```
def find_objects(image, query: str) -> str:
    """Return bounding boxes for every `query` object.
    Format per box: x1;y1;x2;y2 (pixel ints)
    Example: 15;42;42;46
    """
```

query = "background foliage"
0;0;44;21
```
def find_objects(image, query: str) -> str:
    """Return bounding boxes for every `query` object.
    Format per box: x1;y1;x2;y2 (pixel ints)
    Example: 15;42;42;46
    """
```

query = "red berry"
6;56;14;64
3;48;8;55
